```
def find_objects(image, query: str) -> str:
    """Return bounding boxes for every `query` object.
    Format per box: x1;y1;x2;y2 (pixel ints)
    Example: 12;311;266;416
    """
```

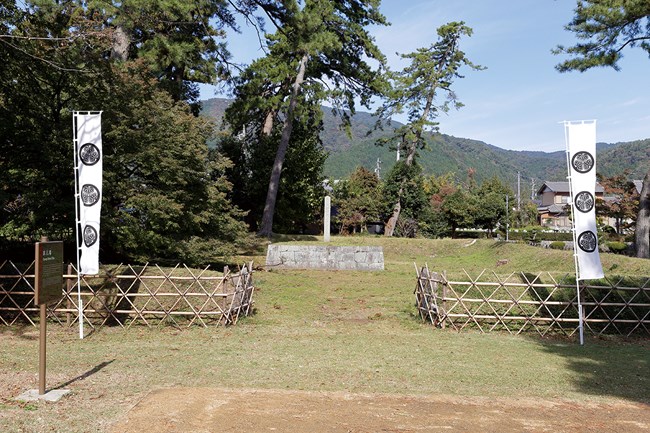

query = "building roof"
536;181;604;196
634;180;643;194
538;203;569;215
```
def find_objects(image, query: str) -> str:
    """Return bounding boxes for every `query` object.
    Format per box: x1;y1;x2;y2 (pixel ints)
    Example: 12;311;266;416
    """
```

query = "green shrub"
549;241;566;250
606;241;628;254
509;230;573;242
600;225;617;235
455;230;487;239
624;233;636;243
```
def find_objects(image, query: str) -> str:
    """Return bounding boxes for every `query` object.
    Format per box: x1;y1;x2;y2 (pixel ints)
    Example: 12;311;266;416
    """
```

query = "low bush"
455;230;488;239
508;230;573;242
606;241;628;254
549;241;566;250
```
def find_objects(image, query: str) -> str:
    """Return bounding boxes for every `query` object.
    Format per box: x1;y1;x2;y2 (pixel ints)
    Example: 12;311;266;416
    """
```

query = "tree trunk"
404;143;417;166
384;197;401;237
111;25;130;62
635;171;650;258
257;53;309;237
262;110;275;136
405;90;434;166
399;91;433;222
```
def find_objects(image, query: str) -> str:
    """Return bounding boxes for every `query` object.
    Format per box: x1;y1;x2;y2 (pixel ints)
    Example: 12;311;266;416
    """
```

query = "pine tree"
229;0;387;237
377;21;484;235
555;0;650;72
86;0;237;107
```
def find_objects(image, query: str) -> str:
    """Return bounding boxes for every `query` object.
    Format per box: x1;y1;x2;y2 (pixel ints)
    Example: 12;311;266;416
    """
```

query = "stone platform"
265;245;384;271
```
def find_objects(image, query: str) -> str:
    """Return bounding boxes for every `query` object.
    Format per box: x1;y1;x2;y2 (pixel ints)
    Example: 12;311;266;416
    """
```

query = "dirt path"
111;388;650;433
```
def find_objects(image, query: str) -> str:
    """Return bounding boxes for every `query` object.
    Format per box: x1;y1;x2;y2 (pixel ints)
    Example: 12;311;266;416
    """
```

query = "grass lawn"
1;237;648;432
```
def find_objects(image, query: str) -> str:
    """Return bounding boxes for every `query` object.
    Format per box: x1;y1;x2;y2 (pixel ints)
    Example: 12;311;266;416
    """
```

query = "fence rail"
414;265;650;337
0;261;255;330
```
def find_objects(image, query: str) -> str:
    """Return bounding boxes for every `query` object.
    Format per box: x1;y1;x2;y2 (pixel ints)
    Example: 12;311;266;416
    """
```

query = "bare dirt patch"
111;387;650;433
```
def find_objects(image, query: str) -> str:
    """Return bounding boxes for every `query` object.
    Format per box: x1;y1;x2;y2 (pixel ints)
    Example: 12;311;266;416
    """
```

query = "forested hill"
200;98;649;187
200;97;401;148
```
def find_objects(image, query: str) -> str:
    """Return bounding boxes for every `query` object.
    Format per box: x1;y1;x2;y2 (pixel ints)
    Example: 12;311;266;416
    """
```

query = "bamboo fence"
0;260;255;330
414;264;650;337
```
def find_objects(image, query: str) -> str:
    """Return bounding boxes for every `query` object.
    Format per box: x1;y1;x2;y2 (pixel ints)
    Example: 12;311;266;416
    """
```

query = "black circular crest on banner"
81;184;100;206
83;225;98;247
578;230;597;253
574;191;594;213
79;143;100;166
572;151;594;173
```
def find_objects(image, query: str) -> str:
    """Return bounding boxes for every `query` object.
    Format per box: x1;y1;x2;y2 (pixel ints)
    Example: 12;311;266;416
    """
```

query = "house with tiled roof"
536;179;645;232
536;181;605;231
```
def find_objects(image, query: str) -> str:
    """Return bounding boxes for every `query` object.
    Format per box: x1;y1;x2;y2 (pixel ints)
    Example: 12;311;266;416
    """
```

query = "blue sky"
200;0;650;152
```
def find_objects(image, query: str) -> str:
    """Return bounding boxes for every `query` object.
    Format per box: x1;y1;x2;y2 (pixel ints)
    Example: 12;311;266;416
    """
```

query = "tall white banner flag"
565;121;604;280
74;112;102;275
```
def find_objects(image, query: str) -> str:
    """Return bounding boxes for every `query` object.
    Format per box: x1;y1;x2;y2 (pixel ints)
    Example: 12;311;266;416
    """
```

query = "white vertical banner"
74;112;103;275
565;121;604;280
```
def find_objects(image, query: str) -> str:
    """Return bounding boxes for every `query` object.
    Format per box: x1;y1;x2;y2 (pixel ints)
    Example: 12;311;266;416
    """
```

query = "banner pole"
72;112;84;339
39;303;47;394
563;121;584;346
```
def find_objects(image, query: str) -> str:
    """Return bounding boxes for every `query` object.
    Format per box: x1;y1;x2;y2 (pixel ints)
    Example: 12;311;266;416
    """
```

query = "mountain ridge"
200;97;648;194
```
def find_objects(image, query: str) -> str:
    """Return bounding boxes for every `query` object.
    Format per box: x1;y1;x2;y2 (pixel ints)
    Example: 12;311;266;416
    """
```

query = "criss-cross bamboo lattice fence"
414;264;650;337
0;260;255;330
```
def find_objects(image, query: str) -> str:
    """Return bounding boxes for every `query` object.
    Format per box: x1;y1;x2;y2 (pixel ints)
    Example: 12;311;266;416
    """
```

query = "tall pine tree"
225;0;387;237
377;22;483;235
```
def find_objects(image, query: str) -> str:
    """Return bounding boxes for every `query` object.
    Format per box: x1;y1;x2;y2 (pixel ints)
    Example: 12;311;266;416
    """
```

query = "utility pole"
517;171;521;210
531;178;536;201
506;195;509;241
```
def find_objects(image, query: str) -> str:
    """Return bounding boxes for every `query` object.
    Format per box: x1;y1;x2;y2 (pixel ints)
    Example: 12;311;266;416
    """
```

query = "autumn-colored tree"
596;172;639;235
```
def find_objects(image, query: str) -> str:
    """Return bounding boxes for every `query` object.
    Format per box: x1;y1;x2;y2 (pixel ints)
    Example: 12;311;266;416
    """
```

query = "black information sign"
34;241;64;305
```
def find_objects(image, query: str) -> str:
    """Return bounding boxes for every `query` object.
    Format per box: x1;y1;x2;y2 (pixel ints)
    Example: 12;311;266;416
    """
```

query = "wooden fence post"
441;270;447;329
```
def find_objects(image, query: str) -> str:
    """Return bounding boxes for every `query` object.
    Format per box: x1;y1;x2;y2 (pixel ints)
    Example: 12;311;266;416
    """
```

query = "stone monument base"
266;245;384;271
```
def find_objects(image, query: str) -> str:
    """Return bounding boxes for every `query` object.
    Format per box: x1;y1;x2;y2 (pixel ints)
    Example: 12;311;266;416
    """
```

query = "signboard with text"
34;241;64;305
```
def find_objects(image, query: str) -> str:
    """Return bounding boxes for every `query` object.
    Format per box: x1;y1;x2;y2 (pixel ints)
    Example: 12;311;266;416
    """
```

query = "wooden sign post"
34;240;64;396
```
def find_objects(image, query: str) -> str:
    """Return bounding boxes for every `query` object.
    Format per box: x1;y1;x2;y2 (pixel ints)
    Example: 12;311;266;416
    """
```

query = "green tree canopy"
332;166;384;234
99;66;249;264
376;21;483;235
377;21;484;165
440;188;477;238
381;161;430;237
221;75;327;233
473;177;512;236
555;0;650;72
1;0;110;241
85;0;237;106
224;0;388;237
1;1;249;265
